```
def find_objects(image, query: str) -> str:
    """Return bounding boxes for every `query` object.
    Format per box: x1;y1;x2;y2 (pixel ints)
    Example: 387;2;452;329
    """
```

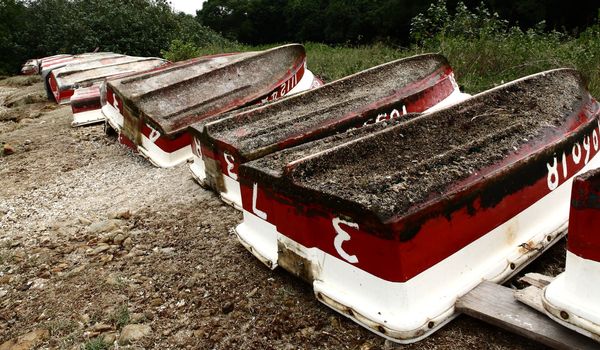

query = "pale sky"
170;0;206;15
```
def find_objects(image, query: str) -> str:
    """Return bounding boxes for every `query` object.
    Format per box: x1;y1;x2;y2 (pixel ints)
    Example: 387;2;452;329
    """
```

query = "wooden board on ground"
456;281;598;350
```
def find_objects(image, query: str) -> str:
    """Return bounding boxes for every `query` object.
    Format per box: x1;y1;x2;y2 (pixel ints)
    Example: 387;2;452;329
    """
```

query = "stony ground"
0;76;563;349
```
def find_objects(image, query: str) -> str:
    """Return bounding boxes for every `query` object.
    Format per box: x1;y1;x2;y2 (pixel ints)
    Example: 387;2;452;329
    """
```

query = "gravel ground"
0;76;560;349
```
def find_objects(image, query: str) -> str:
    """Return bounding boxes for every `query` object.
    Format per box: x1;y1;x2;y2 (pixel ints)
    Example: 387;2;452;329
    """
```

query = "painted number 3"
332;218;359;264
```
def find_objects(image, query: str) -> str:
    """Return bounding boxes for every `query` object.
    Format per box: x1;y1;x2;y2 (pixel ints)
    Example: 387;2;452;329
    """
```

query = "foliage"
0;0;230;74
196;0;599;45
110;304;130;329
161;40;203;62
82;338;109;350
408;1;600;96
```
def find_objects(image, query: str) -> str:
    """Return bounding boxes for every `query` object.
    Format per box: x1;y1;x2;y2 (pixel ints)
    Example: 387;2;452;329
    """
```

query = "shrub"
0;0;230;74
409;1;600;97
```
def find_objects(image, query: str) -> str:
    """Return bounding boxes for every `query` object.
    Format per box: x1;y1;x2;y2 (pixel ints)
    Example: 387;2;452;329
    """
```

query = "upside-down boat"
51;56;169;127
49;56;167;105
234;68;600;343
40;52;124;100
543;168;600;342
101;44;320;168
21;54;71;75
191;53;467;209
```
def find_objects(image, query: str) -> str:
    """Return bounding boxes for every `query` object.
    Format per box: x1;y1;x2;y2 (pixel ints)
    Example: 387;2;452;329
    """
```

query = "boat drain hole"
509;263;516;270
377;325;386;334
428;321;435;329
560;311;569;320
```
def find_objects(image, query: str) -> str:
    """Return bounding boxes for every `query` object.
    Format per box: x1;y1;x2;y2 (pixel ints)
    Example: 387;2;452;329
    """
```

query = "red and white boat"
233;69;600;343
101;44;320;168
191;53;467;209
21;54;71;75
41;52;124;100
49;56;167;105
48;56;169;127
543;168;600;341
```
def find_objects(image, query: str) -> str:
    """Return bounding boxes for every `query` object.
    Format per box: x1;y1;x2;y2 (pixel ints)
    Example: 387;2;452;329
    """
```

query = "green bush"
0;0;230;74
409;1;600;97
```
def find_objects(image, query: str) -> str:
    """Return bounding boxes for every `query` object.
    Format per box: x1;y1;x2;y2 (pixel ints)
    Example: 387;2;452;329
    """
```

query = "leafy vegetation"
82;338;109;350
110;304;130;330
0;0;229;75
164;1;600;98
197;0;599;45
412;1;600;95
2;0;599;99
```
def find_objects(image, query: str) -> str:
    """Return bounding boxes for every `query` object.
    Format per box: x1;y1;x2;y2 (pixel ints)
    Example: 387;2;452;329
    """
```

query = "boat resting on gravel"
233;68;600;343
190;53;468;209
49;55;167;105
21;54;71;75
543;168;600;342
41;52;124;100
101;44;320;168
60;57;169;127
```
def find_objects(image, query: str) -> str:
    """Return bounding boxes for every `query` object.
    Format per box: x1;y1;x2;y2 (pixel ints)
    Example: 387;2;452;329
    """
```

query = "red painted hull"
103;46;308;162
195;54;460;196
568;168;600;262
238;69;600;282
71;86;102;115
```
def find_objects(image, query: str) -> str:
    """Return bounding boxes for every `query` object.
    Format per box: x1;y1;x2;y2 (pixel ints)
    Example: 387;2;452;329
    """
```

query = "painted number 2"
332;218;359;264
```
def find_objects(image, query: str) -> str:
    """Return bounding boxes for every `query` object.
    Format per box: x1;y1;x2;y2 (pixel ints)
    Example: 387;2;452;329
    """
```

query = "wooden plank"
514;285;545;313
519;272;554;289
456;281;599;350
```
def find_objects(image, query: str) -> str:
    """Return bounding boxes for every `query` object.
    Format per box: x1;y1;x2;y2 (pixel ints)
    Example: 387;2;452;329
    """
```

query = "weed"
82;337;109;350
110;304;130;330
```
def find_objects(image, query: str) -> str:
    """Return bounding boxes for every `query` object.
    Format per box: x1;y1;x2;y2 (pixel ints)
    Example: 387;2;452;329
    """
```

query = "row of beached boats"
23;45;600;344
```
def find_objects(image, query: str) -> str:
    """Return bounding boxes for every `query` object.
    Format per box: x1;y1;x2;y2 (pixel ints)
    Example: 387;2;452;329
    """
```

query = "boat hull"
71;86;104;127
191;54;466;210
103;47;318;168
543;168;600;341
233;69;600;343
50;56;166;105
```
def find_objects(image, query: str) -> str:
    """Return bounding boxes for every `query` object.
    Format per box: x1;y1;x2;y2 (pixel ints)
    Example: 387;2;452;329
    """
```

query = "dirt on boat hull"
191;53;467;209
234;69;600;343
49;56;167;105
102;45;319;168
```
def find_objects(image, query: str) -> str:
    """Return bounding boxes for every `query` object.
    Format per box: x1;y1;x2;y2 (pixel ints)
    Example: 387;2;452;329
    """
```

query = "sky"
170;0;206;15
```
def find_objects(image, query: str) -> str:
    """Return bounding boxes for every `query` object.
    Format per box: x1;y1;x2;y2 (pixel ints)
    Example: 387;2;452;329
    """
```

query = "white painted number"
223;152;238;180
546;157;559;191
546;121;600;191
332;218;359;264
148;126;160;142
252;183;267;220
583;136;591;165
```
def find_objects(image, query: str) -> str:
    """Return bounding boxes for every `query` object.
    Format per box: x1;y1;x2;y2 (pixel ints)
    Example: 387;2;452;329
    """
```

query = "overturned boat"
234;69;600;343
21;54;71;75
49;56;167;105
49;56;169;127
40;52;124;99
191;53;467;209
101;44;320;168
543;168;600;341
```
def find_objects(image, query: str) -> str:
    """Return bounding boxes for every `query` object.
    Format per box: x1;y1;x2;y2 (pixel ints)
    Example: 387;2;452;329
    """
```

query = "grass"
83;338;109;350
110;305;130;330
161;9;600;98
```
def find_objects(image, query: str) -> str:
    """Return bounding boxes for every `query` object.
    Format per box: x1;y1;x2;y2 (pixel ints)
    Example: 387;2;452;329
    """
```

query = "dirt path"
0;77;554;349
